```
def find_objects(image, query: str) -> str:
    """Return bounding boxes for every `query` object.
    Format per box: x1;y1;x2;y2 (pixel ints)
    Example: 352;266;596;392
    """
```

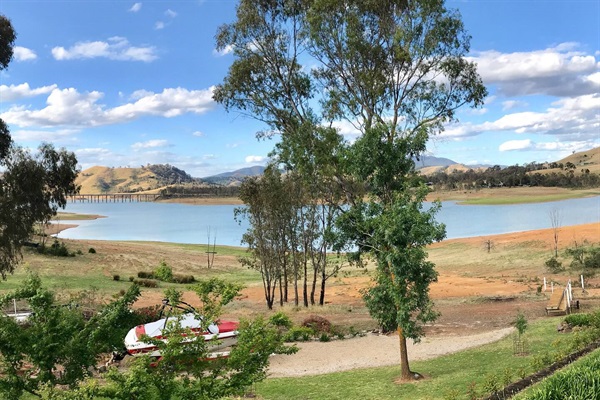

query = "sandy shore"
268;327;514;377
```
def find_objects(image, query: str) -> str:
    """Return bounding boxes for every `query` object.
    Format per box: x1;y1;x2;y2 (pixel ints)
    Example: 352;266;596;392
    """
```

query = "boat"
124;299;239;359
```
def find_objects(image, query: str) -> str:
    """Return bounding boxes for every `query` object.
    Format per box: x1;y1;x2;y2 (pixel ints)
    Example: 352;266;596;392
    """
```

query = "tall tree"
215;0;486;380
304;0;486;380
216;0;346;308
0;15;80;279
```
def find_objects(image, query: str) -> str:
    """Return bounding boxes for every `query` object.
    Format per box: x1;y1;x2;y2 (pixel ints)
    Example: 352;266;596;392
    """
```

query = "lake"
57;196;600;247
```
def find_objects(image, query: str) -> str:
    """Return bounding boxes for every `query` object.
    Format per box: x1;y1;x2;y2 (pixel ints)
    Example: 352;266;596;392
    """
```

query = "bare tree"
548;209;562;257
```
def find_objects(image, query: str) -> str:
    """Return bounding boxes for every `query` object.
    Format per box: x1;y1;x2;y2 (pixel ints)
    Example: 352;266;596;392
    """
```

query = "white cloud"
154;21;165;30
245;155;265;163
165;9;177;18
470;43;599;97
13;46;37;61
129;2;142;12
442;93;600;142
1;86;216;128
499;139;533;152
499;139;592;154
0;83;57;101
132;139;169;150
192;131;204;137
51;37;157;62
213;45;233;57
11;129;79;142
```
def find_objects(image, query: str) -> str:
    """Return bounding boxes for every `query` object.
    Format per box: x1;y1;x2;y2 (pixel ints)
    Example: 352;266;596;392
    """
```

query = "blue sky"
0;0;598;177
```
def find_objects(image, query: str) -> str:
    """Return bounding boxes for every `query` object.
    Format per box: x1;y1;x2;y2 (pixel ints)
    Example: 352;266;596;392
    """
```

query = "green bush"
112;275;120;281
319;332;331;342
283;326;315;342
564;313;592;327
269;312;293;329
545;256;563;273
88;247;96;254
153;261;173;282
38;240;75;257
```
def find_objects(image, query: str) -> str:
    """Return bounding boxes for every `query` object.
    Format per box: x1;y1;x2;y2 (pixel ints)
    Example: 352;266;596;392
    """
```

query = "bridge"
68;194;161;203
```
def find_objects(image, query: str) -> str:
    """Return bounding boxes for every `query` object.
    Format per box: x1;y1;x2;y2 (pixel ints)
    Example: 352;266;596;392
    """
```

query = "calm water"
57;197;600;246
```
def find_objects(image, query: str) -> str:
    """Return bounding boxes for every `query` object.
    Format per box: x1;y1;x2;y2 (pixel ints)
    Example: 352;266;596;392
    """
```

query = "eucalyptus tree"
215;0;486;380
306;0;487;380
215;0;346;308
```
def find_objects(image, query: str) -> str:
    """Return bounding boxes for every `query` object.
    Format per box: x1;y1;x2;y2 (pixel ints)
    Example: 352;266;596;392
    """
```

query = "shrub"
269;312;293;329
88;247;96;254
112;275;120;281
301;315;332;333
172;274;195;284
319;332;331;342
134;279;159;288
38;240;75;257
545;256;564;273
154;261;173;282
283;326;315;342
137;271;154;279
564;313;592;327
129;276;135;282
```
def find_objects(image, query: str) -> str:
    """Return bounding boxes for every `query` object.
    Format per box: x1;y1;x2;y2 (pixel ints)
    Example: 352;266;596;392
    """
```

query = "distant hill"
537;147;600;175
414;155;457;169
75;147;599;194
202;166;266;186
76;164;203;194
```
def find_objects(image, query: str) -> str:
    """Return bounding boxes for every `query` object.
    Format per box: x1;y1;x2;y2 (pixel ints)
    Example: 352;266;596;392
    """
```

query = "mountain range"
75;147;599;194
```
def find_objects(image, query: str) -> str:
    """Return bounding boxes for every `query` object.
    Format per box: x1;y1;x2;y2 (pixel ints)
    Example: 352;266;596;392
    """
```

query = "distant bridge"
68;194;161;203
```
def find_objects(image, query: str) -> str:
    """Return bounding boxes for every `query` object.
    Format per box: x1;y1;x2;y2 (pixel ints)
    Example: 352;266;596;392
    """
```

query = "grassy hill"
76;164;198;194
538;147;600;175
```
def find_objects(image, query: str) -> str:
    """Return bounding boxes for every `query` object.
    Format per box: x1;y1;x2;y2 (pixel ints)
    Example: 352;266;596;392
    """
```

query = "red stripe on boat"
218;320;238;333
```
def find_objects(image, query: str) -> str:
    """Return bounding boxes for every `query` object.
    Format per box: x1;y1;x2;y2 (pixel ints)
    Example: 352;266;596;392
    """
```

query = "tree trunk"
319;271;326;306
398;327;414;380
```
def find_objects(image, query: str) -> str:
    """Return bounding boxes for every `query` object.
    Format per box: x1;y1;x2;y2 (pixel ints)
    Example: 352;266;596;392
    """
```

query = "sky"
0;0;598;178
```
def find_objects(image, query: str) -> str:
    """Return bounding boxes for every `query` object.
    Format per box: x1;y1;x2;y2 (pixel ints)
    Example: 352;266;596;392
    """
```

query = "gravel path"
268;327;514;377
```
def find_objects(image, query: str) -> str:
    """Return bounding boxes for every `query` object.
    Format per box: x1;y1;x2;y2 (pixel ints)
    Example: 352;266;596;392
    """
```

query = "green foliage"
514;311;528;336
0;273;139;398
269;311;293;329
88;247;96;254
564;313;592;327
521;350;600;400
284;326;315;342
38;239;76;257
193;278;244;321
153;260;173;282
544;256;563;273
319;332;331;342
96;285;296;400
0;142;80;278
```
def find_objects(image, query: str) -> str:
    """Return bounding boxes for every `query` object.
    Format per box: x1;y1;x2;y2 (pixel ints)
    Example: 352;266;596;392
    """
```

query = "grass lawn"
256;316;587;400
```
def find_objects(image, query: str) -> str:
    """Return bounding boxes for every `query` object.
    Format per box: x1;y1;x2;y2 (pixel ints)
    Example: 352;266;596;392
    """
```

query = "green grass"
131;241;249;257
256;317;584;400
54;212;105;220
459;191;599;205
